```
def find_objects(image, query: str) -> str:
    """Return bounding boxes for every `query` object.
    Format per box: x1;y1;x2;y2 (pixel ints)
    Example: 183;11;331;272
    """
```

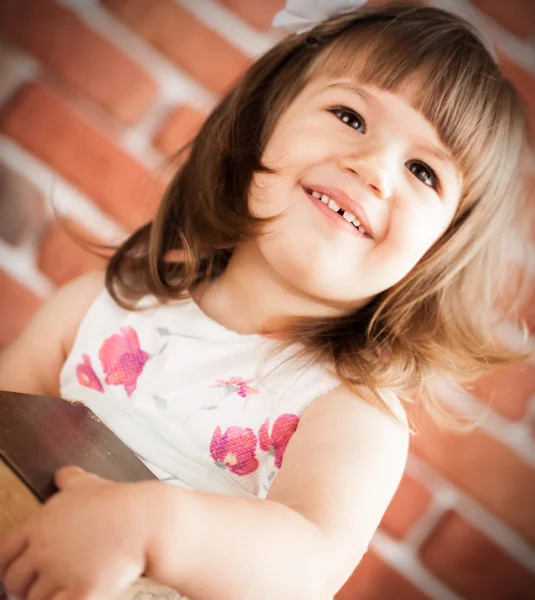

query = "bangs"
306;11;527;205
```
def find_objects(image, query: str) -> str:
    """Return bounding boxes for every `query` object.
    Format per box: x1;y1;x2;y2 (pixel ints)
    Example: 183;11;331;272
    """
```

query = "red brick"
219;0;286;31
153;105;207;157
0;0;157;125
0;82;165;231
421;511;535;599
102;0;251;95
379;475;433;539
37;220;109;286
470;0;535;40
336;552;429;600
411;410;535;545
467;363;535;421
0;270;42;349
0;162;46;246
499;54;535;138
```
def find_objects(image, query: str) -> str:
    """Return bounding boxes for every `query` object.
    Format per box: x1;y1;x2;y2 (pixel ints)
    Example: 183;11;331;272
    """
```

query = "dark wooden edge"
0;390;157;502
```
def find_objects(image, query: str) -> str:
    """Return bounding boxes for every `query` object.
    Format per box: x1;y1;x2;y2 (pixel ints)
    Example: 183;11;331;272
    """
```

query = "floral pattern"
211;377;259;398
208;413;300;481
76;354;104;393
72;323;302;495
99;326;149;396
259;414;300;469
210;426;259;475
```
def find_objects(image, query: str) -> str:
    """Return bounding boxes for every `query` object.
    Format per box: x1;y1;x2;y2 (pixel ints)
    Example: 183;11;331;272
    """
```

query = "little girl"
0;1;532;599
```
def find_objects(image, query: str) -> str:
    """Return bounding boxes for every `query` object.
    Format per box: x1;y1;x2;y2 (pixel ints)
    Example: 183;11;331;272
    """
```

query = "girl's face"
249;76;462;310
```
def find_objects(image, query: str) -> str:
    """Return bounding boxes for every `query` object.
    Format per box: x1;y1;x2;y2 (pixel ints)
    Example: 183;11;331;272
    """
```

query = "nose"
342;146;393;200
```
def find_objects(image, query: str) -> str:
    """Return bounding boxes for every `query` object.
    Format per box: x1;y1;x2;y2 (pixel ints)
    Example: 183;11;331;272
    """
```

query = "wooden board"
0;391;157;501
0;391;187;600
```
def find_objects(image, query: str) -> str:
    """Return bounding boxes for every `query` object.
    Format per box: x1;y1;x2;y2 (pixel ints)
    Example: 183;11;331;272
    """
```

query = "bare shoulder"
306;383;410;498
0;269;106;397
56;269;107;355
299;383;409;457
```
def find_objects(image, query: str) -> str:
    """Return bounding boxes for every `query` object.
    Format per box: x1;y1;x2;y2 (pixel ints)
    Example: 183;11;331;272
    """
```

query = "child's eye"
407;161;441;192
329;107;441;193
330;106;366;133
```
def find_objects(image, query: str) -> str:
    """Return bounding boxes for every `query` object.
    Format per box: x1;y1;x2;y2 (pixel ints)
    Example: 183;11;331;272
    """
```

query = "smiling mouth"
304;187;370;238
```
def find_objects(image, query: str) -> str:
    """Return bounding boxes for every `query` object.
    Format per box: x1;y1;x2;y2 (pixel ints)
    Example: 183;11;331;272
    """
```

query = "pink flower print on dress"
76;354;104;393
259;414;300;469
210;426;259;476
98;326;149;397
211;377;259;398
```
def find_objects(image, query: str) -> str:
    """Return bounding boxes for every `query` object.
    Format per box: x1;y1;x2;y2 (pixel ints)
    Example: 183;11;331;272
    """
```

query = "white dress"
60;287;340;499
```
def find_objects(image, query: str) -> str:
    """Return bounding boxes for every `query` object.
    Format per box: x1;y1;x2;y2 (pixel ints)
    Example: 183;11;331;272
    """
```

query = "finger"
0;529;28;580
3;555;38;600
54;466;108;492
54;466;88;490
27;575;61;600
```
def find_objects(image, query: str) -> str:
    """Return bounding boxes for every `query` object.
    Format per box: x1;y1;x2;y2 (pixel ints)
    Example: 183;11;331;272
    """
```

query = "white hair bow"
272;0;498;60
272;0;368;34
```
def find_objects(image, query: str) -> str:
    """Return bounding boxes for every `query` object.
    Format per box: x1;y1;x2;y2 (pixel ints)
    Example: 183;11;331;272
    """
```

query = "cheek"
249;172;287;219
395;203;446;255
379;206;446;283
262;117;339;173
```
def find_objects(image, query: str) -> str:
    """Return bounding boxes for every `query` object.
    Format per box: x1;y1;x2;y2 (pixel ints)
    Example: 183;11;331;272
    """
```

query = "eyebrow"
418;145;458;174
326;81;376;106
325;81;459;174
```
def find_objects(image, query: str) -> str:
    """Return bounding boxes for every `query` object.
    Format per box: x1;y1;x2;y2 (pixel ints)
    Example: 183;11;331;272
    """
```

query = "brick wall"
0;0;534;598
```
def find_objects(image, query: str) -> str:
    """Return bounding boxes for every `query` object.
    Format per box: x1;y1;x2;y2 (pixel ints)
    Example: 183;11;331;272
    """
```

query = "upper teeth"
310;190;367;235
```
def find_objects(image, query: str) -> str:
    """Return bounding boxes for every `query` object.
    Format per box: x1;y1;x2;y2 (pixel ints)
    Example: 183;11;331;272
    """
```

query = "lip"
305;188;364;237
303;184;374;239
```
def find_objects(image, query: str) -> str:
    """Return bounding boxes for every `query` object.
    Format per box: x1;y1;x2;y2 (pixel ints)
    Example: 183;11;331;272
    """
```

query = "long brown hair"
96;1;533;430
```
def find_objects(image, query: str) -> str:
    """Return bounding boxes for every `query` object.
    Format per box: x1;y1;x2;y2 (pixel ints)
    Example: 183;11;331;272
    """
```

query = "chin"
257;238;379;308
273;259;362;306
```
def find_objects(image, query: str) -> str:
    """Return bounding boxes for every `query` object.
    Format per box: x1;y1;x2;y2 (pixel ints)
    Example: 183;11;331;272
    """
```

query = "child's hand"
0;466;152;600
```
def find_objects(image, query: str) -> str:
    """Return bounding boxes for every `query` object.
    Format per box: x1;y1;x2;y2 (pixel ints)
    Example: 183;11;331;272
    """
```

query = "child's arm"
0;385;409;600
149;387;409;599
0;269;105;396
